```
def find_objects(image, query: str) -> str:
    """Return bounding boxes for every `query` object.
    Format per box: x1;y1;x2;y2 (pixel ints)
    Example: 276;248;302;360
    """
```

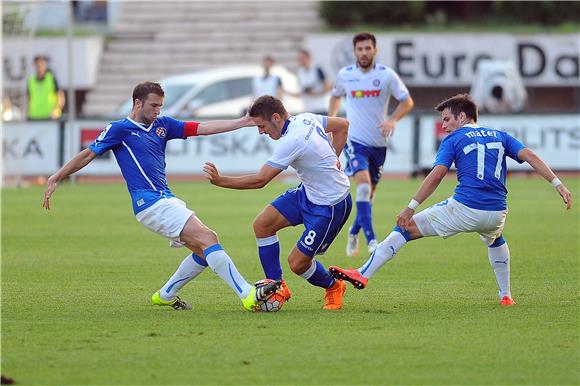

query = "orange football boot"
329;266;368;289
280;279;292;301
323;280;346;310
500;296;516;306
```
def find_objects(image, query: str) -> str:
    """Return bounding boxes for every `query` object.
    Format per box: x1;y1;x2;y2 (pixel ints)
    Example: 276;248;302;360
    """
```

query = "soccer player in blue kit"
329;32;414;257
43;81;280;311
204;95;352;310
330;94;572;306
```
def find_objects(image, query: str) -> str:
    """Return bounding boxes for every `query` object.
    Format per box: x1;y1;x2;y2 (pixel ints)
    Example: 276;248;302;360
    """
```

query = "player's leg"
289;194;352;309
179;214;280;310
352;170;377;252
153;251;208;309
257;188;307;300
478;210;513;305
330;209;437;289
287;247;346;310
486;235;514;305
253;204;291;281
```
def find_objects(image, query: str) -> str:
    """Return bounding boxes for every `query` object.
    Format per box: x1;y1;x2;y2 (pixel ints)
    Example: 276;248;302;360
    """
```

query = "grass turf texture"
2;177;579;385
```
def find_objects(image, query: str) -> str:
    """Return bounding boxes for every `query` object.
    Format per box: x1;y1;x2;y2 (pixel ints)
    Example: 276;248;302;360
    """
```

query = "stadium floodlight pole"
66;0;77;184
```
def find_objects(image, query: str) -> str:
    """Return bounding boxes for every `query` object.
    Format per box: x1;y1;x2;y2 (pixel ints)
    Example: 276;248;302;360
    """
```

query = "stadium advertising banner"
3;116;577;177
418;114;580;170
305;33;579;86
2;121;60;175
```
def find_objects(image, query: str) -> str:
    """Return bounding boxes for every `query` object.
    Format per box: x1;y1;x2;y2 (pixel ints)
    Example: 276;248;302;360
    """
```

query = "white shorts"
414;197;507;246
135;197;194;248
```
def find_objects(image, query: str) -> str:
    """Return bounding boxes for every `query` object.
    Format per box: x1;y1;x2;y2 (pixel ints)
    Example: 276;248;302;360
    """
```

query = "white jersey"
252;74;281;97
266;113;350;205
297;65;327;113
332;63;410;147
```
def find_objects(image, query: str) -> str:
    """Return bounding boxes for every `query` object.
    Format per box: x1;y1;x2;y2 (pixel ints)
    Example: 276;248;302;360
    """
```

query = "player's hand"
43;176;58;210
239;113;255;127
556;184;573;210
396;207;415;230
203;162;222;185
380;120;396;137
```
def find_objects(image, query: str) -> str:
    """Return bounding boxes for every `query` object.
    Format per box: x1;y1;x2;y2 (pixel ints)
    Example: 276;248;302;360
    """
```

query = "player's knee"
288;256;310;275
489;235;506;248
194;227;219;249
252;216;267;236
356;183;371;202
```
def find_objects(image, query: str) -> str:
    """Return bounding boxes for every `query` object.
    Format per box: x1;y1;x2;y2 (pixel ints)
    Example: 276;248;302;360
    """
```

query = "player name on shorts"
465;130;498;139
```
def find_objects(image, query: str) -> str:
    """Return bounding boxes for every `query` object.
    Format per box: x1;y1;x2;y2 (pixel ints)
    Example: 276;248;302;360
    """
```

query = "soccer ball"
255;279;286;312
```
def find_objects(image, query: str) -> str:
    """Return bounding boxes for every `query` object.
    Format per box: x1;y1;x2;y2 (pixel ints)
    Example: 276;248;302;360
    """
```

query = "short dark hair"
33;55;47;63
434;94;478;123
353;32;376;48
132;81;164;105
298;49;310;57
248;95;287;120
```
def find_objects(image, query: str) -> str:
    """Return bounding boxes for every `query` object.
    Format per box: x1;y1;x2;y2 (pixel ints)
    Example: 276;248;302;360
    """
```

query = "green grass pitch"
2;177;579;385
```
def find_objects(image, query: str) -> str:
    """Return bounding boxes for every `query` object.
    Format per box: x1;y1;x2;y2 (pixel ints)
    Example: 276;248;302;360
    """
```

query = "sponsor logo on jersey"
131;132;141;137
156;127;167;138
351;89;381;98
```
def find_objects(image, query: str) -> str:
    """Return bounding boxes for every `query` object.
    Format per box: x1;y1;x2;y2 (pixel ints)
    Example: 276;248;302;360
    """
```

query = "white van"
114;65;304;118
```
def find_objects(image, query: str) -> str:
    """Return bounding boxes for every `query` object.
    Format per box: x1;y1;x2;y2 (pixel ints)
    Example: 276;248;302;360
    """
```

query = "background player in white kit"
329;32;414;256
43;81;280;312
204;95;352;310
330;94;573;306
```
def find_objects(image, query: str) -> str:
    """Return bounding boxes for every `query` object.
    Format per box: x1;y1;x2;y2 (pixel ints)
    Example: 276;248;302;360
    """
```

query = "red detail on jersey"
351;90;381;98
184;121;200;137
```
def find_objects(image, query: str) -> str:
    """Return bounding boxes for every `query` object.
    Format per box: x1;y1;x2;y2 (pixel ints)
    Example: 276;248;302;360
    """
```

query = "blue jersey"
89;116;186;214
434;123;526;211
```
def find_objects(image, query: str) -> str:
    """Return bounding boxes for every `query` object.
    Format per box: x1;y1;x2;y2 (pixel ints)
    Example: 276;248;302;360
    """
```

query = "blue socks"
300;259;335;289
356;201;375;242
256;235;282;280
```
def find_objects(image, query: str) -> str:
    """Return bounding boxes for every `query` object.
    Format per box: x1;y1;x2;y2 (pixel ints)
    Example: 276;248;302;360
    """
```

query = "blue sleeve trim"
316;67;325;81
489;235;506;248
322;116;328;129
88;143;105;156
191;253;209;267
266;161;288;170
203;243;223;257
393;226;412;241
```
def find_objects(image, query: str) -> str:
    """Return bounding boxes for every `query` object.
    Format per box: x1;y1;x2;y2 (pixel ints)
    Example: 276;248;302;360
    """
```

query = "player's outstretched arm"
196;115;255;136
203;162;283;190
328;95;342;117
380;96;414;137
325;117;349;157
43;148;98;210
396;165;448;229
517;148;572;209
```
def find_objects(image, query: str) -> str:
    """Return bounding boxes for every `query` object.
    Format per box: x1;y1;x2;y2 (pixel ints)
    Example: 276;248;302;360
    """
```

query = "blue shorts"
343;140;387;185
271;185;352;258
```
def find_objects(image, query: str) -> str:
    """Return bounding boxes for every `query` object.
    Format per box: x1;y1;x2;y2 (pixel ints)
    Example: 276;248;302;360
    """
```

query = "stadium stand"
82;1;321;116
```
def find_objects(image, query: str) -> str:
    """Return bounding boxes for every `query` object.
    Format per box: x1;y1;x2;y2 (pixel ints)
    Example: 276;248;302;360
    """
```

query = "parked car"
114;65;305;118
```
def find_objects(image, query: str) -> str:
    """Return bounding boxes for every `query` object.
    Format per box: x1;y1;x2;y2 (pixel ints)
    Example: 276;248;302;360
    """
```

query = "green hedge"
319;1;580;27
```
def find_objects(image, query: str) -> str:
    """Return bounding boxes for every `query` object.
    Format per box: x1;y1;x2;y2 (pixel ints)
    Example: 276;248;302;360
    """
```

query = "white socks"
358;231;408;279
488;242;511;298
204;245;253;299
159;254;207;301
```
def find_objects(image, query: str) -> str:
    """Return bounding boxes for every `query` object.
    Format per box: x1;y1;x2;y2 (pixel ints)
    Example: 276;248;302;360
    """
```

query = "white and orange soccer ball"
254;279;286;312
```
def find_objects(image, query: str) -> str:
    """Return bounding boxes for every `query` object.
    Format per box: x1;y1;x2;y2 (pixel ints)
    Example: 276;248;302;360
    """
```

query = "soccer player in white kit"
204;95;352;310
43;81;280;311
329;32;414;257
329;94;573;306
